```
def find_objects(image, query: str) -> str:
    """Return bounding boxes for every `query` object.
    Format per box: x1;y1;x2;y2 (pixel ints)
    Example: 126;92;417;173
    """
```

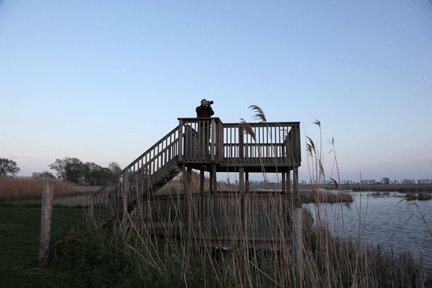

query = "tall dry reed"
0;176;87;201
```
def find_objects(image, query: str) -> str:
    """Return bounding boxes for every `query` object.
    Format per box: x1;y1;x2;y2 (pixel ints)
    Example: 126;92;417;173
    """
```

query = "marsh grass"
405;191;432;201
0;176;99;201
300;190;353;204
347;184;432;193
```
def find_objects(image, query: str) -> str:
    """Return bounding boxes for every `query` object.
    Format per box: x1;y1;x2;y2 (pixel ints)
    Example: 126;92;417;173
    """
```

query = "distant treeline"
42;157;122;186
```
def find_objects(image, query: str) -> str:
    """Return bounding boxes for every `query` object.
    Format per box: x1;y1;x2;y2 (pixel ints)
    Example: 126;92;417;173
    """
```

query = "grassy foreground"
1;201;431;288
0;203;86;287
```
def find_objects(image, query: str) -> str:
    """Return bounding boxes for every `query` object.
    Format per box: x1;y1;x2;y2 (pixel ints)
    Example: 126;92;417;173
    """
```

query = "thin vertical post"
209;169;213;193
186;166;192;240
239;126;244;160
39;181;55;267
239;168;246;242
281;172;286;194
122;170;129;230
211;118;216;161
178;120;183;162
200;168;204;194
90;194;94;221
239;167;245;194
293;167;299;197
245;172;249;193
211;164;218;235
182;164;188;228
287;170;291;194
293;208;304;277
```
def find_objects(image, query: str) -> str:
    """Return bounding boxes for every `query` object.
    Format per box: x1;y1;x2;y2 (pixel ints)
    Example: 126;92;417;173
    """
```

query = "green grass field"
0;203;86;287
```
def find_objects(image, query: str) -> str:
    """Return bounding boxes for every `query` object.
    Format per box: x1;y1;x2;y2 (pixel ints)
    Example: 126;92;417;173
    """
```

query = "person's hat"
201;99;209;106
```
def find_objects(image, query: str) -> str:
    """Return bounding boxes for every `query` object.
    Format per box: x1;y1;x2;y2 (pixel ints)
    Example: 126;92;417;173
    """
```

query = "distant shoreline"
250;183;432;193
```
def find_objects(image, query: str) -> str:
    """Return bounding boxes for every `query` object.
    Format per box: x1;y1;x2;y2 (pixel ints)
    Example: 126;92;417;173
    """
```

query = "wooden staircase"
90;126;183;224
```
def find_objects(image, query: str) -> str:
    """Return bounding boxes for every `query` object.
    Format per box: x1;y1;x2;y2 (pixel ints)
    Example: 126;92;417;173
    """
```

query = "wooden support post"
182;164;189;229
287;170;291;194
245;172;249;193
239;167;245;194
292;208;304;276
186;166;192;239
211;164;218;234
39;181;55;267
200;168;204;194
122;170;129;230
209;167;213;193
293;167;299;197
282;172;286;194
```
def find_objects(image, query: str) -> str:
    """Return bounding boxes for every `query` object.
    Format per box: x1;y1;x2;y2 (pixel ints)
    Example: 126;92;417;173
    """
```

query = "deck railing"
178;118;301;166
178;118;224;163
223;122;301;166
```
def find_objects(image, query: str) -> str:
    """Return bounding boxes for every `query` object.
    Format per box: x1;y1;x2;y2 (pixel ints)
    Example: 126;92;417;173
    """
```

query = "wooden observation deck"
90;117;302;250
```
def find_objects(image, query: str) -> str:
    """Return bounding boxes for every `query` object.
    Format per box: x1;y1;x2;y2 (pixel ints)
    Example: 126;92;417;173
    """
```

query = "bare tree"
108;162;122;175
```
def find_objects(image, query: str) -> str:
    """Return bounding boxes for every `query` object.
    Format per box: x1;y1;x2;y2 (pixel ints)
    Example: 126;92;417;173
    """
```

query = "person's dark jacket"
196;105;214;118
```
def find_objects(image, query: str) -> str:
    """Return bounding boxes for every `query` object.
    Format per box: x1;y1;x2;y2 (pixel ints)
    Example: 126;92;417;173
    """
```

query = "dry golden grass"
0;176;100;201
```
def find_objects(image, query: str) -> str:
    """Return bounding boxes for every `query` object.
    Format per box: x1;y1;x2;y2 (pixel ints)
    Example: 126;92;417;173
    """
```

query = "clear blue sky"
1;0;431;182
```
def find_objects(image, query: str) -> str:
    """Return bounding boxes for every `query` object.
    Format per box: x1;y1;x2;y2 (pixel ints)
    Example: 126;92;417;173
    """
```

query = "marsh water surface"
304;191;432;268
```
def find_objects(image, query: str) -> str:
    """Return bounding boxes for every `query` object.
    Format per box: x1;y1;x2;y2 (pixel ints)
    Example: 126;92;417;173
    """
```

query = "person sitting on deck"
196;99;214;118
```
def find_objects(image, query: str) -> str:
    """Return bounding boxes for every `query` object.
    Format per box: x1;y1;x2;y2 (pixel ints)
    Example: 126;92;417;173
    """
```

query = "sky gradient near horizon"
1;0;431;183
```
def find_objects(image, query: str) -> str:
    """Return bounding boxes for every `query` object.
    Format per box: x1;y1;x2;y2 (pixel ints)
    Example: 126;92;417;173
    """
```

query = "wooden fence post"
38;181;55;267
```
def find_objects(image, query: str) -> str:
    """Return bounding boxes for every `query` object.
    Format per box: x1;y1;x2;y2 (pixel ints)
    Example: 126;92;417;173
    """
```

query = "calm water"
303;191;432;269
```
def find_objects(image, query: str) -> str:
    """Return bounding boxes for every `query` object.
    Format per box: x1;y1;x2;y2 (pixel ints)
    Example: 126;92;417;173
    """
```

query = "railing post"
211;118;216;161
218;120;223;159
295;124;301;164
178;120;183;162
239;126;244;160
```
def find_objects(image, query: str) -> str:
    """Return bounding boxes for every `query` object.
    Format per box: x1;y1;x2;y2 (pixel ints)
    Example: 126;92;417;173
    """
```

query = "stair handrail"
93;126;179;198
90;126;181;222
